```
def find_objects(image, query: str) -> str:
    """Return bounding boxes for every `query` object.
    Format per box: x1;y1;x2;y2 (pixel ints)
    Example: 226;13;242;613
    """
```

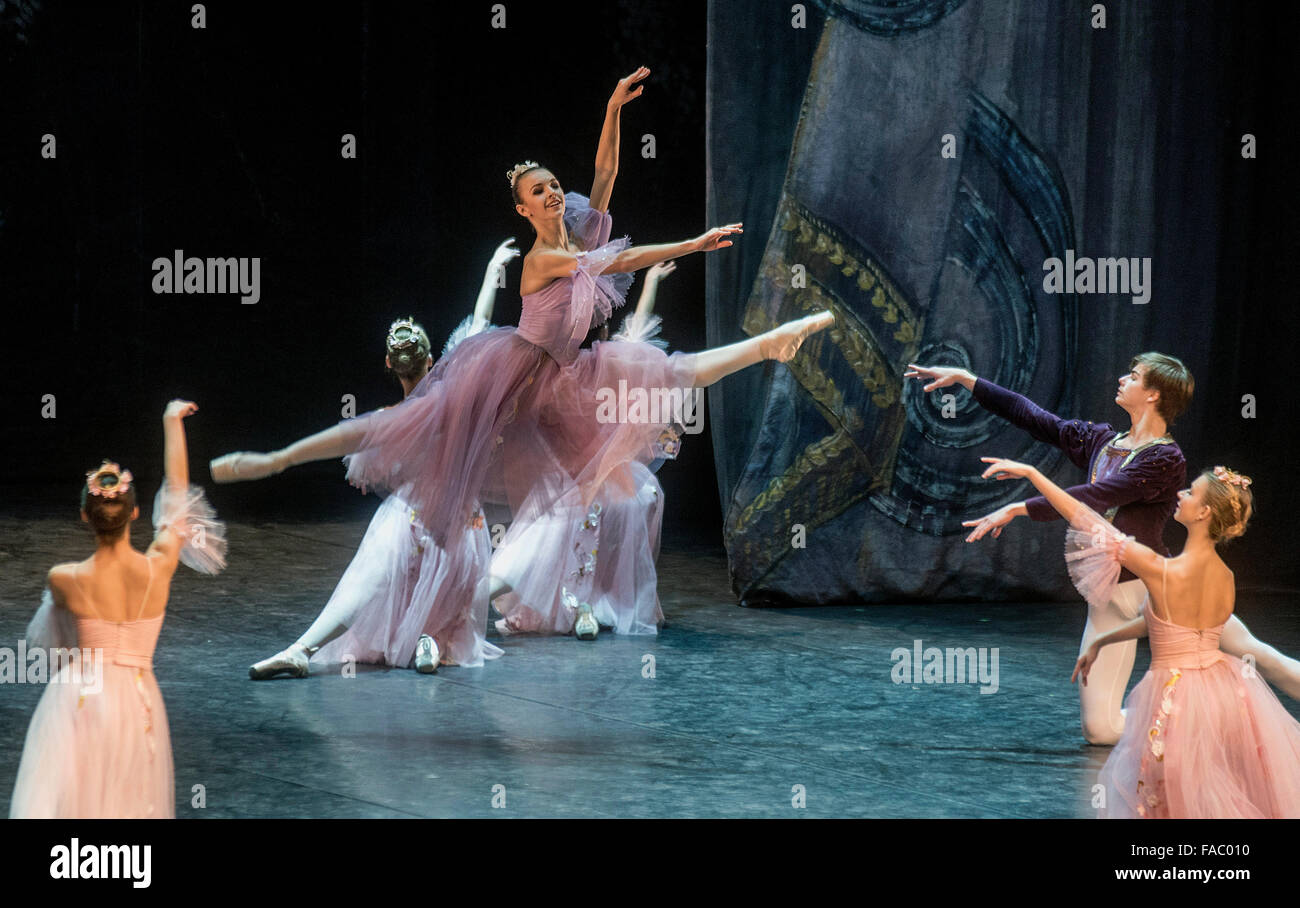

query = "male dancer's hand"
963;457;1032;541
961;502;1028;542
904;363;976;392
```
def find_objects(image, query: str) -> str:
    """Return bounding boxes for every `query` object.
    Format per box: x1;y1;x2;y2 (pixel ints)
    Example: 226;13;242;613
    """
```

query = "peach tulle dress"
1065;507;1300;818
343;193;691;634
8;485;226;819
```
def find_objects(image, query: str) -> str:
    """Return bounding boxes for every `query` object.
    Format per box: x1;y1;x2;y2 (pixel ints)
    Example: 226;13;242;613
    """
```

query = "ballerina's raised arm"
589;65;648;214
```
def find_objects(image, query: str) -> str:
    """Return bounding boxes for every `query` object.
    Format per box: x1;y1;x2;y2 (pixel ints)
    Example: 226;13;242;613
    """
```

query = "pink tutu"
1065;506;1300;818
1097;609;1300;818
8;616;174;819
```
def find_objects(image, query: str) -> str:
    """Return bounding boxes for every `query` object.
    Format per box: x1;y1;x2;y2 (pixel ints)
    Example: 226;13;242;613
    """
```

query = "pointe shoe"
414;634;440;674
210;451;288;484
759;311;835;363
249;643;311;680
494;618;518;637
574;602;599;641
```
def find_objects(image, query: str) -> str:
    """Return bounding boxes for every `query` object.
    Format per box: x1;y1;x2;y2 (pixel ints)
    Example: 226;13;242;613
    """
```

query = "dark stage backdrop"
706;0;1300;603
0;1;724;542
1;2;1295;604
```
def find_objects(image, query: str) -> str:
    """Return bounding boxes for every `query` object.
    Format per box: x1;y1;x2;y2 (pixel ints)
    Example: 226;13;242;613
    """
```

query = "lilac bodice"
518;192;633;366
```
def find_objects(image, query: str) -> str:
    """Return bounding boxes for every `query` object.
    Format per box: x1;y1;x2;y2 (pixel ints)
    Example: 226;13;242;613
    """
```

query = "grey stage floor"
2;512;1298;819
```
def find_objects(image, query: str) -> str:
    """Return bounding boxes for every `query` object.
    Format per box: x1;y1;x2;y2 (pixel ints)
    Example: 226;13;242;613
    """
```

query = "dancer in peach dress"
979;455;1300;818
9;400;226;818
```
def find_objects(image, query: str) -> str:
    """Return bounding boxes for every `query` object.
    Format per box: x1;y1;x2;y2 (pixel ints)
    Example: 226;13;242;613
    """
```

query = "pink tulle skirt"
1099;658;1300;818
344;327;696;549
9;662;173;819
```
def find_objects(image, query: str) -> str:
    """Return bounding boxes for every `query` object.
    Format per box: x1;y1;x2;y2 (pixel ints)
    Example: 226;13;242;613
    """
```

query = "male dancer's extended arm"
905;365;1099;466
907;364;1138;538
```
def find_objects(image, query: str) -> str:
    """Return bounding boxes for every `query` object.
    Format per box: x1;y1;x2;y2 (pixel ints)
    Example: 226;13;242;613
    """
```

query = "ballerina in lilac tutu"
979;455;1300;818
209;66;834;626
492;260;679;639
249;249;516;679
9;400;226;818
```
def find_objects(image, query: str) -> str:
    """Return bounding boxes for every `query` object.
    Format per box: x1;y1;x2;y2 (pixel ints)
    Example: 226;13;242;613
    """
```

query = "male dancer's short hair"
1131;352;1193;425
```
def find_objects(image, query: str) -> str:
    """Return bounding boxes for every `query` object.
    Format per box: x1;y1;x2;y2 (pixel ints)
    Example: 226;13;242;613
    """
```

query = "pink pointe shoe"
210;451;288;483
759;311;835;363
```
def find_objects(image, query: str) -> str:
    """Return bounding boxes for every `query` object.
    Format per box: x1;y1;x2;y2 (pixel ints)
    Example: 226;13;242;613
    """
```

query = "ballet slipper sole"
248;661;308;680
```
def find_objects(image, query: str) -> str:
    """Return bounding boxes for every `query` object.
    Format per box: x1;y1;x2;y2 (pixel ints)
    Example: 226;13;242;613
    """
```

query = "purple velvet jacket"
972;378;1185;582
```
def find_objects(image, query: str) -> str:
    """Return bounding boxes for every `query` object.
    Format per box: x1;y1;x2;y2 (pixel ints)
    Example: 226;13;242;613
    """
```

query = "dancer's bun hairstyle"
385;317;431;381
1200;466;1253;544
80;461;137;539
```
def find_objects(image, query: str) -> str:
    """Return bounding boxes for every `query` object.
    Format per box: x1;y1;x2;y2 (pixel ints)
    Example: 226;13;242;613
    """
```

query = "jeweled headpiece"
1212;465;1252;489
386;317;429;355
85;461;133;499
1210;465;1253;531
506;160;541;191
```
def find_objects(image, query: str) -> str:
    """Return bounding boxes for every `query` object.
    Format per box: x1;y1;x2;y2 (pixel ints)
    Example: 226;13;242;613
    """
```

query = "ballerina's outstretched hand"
609;66;650;109
692;223;743;252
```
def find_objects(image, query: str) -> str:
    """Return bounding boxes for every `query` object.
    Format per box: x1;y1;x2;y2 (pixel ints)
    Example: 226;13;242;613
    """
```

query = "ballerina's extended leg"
684;311;834;387
211;421;367;484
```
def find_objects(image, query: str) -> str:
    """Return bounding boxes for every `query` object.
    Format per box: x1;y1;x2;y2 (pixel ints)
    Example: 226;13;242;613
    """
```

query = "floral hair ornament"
386;317;429;353
1212;465;1252;489
506;160;541;190
85;461;133;499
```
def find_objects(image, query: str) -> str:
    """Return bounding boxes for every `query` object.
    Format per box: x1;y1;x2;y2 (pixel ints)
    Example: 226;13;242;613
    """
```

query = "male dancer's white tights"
1078;579;1145;746
1080;581;1300;746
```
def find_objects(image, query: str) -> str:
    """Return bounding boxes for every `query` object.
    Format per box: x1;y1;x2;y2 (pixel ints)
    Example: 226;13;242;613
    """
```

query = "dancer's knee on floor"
1081;714;1123;746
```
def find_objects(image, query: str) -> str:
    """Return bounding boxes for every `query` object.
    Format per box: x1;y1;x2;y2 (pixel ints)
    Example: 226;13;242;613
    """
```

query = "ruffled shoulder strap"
563;191;612;251
1063;503;1134;609
153;483;228;574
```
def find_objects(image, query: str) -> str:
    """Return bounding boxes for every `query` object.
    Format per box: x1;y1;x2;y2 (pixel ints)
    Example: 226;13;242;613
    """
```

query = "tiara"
386;317;428;352
85;461;133;499
1212;465;1252;489
506;160;540;190
1212;465;1252;530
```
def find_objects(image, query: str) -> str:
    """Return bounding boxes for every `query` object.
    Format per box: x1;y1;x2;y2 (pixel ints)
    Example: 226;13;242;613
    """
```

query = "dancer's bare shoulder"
45;561;88;612
520;246;577;294
45;563;75;596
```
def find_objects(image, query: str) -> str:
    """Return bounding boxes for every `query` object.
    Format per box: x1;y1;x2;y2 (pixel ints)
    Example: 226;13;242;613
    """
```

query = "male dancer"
906;355;1300;744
